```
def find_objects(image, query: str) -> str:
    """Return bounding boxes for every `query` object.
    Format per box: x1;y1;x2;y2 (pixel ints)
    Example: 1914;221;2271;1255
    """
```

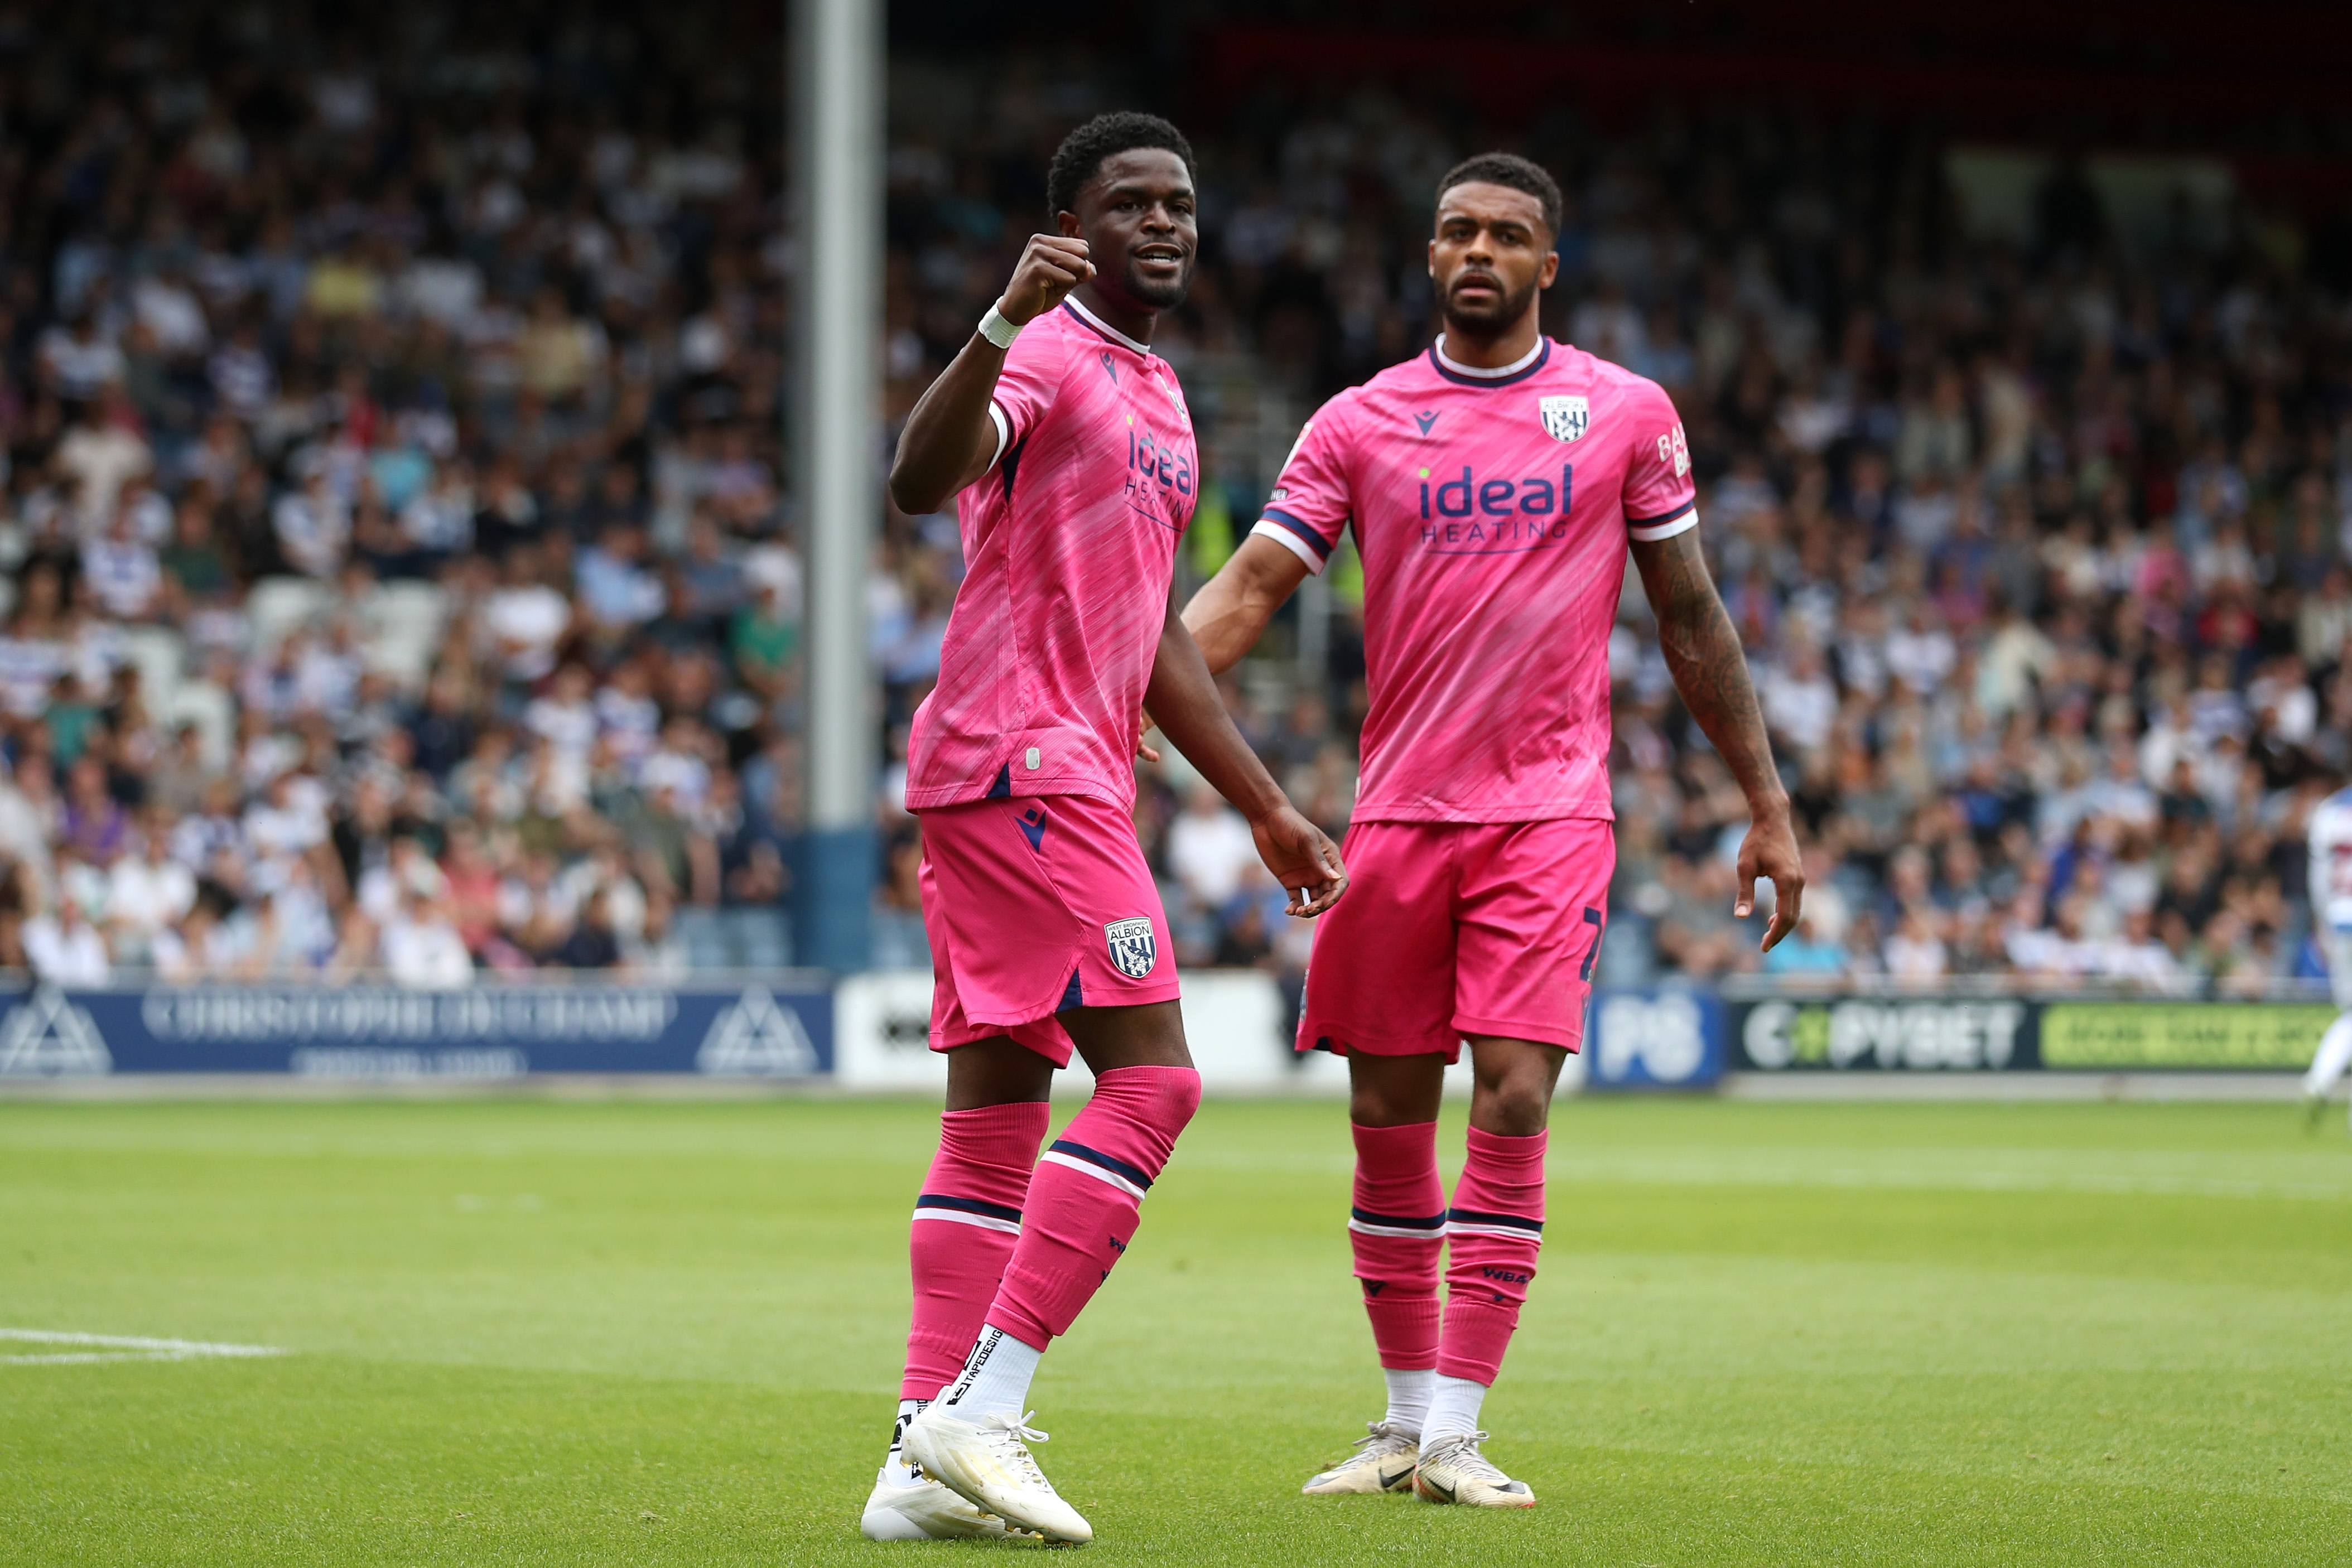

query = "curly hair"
1045;111;1197;220
1434;152;1563;238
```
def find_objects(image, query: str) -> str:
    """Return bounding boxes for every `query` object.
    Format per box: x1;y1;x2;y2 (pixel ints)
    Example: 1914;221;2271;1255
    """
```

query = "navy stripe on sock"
1447;1207;1544;1233
1349;1206;1447;1231
915;1193;1024;1223
1048;1138;1152;1191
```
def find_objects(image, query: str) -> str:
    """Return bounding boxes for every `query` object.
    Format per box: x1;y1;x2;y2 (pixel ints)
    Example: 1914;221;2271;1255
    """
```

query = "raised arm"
887;235;1095;516
1180;533;1312;676
1630;528;1805;949
1146;598;1346;917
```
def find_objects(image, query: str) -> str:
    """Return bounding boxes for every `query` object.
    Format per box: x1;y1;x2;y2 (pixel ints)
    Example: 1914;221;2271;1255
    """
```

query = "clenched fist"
996;235;1096;327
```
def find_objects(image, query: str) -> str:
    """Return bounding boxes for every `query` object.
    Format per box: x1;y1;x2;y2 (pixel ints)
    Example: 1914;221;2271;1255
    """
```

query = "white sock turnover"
1421;1373;1488;1448
885;1398;926;1484
1382;1367;1433;1436
937;1324;1044;1419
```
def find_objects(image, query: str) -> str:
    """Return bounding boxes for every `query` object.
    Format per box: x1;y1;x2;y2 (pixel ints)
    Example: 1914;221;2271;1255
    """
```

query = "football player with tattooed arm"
860;112;1347;1547
1180;152;1802;1509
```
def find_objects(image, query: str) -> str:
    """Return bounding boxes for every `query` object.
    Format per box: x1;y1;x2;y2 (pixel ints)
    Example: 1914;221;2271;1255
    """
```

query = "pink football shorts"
1299;817;1616;1063
919;792;1182;1067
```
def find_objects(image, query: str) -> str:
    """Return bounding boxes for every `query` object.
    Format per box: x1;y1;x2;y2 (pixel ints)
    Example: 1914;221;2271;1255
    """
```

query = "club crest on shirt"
1104;916;1158;980
1538;395;1590;442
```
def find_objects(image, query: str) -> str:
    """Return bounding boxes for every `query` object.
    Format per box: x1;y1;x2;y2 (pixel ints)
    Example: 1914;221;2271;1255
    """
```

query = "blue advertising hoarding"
0;982;833;1079
2;977;2307;1085
1583;988;1726;1090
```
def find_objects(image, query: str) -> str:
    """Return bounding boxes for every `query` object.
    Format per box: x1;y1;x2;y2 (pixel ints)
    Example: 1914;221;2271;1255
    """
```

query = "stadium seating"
0;5;2339;998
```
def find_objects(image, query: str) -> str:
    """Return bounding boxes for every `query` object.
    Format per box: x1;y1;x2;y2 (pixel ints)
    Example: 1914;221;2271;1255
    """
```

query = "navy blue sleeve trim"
1625;499;1698;527
1259;506;1334;561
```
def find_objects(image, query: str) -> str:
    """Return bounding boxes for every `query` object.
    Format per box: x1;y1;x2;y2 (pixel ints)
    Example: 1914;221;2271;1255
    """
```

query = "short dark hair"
1434;152;1563;239
1045;112;1197;220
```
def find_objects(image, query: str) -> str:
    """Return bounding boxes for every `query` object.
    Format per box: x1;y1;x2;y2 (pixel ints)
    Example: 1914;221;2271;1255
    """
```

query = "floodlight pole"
792;0;881;974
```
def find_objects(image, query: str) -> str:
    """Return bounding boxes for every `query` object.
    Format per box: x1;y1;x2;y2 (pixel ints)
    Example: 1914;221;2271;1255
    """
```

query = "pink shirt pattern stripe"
1252;337;1696;824
907;300;1198;812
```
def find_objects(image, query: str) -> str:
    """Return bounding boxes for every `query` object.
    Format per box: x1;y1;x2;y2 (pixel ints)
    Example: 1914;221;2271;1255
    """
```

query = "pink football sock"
1348;1120;1444;1371
1437;1126;1547;1385
982;1064;1201;1349
901;1100;1050;1400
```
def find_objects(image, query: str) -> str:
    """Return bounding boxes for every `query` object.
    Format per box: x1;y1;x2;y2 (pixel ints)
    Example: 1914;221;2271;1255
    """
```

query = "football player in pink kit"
1185;153;1804;1507
861;113;1348;1546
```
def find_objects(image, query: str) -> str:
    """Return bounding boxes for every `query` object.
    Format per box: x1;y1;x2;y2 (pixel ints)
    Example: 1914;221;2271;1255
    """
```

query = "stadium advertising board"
1733;996;2038;1072
1733;995;2328;1072
0;982;833;1079
833;970;1372;1094
1583;988;1726;1090
1;981;2322;1082
2036;1003;2334;1070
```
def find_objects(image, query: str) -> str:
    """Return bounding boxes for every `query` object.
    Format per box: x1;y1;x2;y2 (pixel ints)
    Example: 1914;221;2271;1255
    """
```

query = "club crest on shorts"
1104;916;1158;980
1538;394;1590;442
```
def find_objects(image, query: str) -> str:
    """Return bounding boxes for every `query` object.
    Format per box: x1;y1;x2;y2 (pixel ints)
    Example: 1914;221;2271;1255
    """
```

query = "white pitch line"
0;1329;288;1366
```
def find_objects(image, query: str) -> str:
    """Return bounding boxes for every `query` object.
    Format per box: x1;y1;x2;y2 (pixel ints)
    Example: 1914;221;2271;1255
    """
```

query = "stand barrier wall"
0;974;2322;1088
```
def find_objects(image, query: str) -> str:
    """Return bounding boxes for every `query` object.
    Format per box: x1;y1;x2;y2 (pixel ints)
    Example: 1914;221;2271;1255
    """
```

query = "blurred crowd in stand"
0;4;2346;996
0;3;799;986
880;51;2352;995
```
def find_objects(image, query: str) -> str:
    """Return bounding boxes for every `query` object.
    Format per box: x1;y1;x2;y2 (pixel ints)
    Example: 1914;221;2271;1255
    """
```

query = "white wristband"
978;305;1023;350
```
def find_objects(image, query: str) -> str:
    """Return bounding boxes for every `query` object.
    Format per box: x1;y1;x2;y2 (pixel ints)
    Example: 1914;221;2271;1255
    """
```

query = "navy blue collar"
1426;337;1551;388
1061;298;1153;356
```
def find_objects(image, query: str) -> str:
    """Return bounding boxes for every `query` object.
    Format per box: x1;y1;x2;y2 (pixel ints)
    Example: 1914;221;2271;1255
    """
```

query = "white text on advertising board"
1744;1000;2026;1070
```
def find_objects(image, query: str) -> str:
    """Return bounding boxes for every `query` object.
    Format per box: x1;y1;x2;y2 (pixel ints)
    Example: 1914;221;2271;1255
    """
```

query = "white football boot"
1412;1432;1536;1508
900;1406;1093;1544
859;1465;1039;1541
1301;1420;1421;1495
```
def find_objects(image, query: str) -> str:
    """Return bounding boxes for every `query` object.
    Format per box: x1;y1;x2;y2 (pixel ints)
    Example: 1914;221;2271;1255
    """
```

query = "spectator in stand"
1762;907;1848;979
108;819;197;964
383;889;473;990
551;886;623;971
25;893;110;987
480;547;572;691
60;758;130;869
54;388;152;522
83;512;165;623
272;469;349;581
1165;781;1262;915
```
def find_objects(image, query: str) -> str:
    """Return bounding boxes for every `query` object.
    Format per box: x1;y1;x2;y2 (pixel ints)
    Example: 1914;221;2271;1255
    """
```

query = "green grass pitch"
6;1094;2352;1565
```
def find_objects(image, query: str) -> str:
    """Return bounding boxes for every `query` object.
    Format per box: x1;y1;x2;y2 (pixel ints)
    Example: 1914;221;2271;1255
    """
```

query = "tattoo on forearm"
1642;536;1782;802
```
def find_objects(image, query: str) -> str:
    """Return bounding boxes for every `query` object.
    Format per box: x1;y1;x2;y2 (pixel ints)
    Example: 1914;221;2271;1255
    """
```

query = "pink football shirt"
907;300;1197;812
1254;336;1695;823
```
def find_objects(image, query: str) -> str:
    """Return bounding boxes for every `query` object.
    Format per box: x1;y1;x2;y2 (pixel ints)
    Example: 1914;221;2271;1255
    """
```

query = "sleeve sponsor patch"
1656;423;1690;478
